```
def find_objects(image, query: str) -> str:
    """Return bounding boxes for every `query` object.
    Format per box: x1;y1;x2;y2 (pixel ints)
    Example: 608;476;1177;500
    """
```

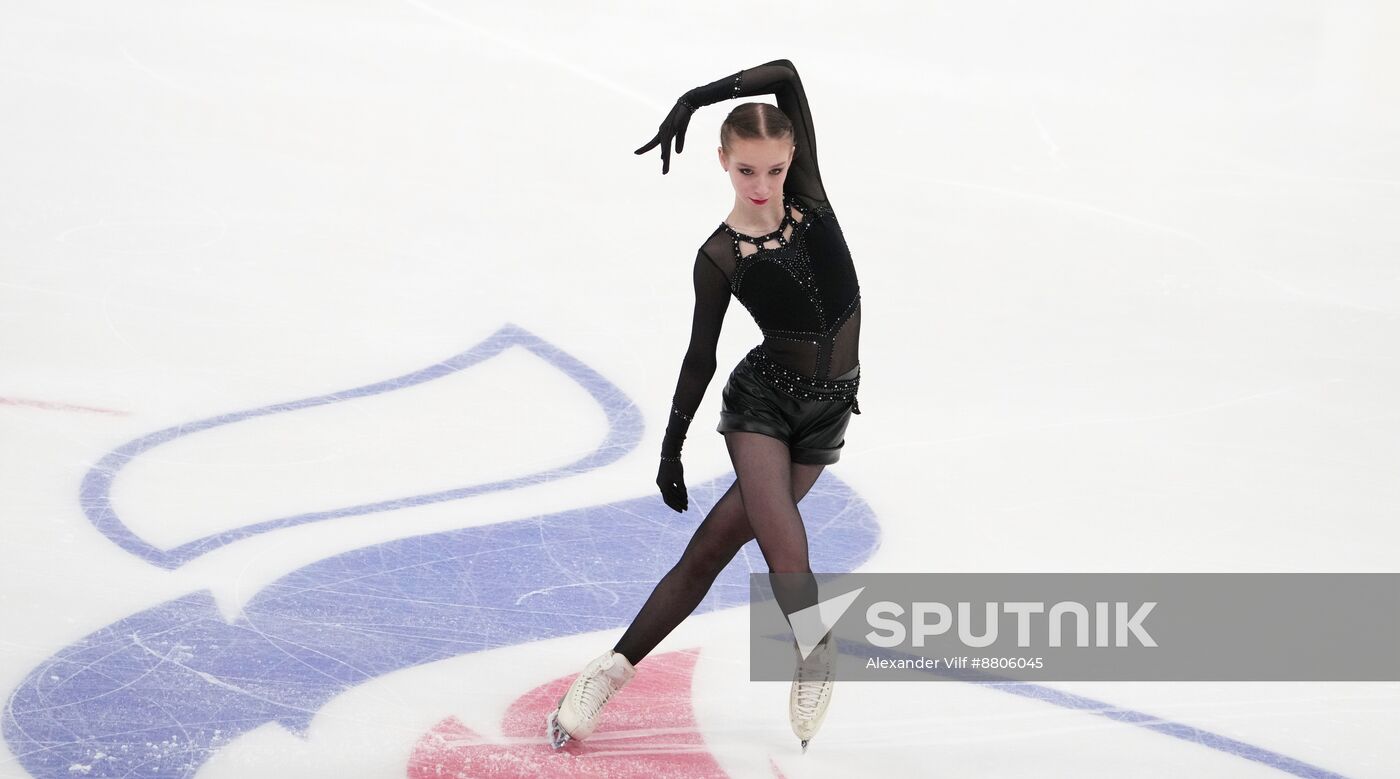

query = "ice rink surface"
3;1;1399;776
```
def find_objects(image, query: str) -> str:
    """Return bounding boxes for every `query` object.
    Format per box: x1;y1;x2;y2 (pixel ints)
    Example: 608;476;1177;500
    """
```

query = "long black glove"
633;101;695;175
656;456;687;513
655;394;697;513
633;70;743;175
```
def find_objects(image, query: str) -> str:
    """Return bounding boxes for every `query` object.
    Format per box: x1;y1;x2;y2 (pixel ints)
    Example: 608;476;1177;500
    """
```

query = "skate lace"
795;681;825;717
577;671;617;719
794;652;832;718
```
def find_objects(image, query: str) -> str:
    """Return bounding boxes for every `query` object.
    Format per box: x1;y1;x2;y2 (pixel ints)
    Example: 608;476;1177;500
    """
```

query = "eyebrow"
736;162;787;168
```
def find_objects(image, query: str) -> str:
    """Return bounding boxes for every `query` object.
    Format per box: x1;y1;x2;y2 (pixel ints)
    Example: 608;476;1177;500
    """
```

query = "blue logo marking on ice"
789;586;865;659
77;324;644;569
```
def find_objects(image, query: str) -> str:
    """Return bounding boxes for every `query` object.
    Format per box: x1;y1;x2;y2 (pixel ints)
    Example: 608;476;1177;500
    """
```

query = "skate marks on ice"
410;648;791;779
5;449;880;775
821;639;1350;779
988;680;1347;779
77;323;644;569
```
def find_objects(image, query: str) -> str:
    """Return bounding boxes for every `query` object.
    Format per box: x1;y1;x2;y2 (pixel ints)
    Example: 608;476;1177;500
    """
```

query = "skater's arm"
680;59;830;209
660;248;731;459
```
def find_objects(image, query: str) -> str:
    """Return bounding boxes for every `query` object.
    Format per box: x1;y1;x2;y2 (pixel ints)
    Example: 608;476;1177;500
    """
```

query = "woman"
547;58;862;754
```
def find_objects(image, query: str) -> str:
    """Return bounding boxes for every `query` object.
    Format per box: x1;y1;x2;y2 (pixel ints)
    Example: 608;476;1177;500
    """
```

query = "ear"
718;146;727;171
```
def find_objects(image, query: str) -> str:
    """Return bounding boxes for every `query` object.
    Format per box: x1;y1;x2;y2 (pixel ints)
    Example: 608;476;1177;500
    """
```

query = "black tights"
613;431;824;666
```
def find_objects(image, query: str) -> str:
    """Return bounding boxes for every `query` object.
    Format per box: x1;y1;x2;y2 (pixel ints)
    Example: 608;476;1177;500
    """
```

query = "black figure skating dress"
662;59;862;465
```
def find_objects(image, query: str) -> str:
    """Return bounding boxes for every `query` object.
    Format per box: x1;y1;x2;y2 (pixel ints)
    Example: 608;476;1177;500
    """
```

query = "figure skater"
547;58;862;754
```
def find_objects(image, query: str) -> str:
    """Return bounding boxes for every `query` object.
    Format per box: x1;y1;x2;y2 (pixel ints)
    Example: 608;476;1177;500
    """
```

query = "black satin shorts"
716;356;860;465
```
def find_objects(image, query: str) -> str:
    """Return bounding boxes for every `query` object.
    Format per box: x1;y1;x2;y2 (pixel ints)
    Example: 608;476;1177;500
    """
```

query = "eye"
739;168;753;175
771;169;783;175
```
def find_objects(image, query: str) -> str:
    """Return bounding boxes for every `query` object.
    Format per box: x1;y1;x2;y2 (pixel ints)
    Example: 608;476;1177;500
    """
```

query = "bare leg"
612;446;826;666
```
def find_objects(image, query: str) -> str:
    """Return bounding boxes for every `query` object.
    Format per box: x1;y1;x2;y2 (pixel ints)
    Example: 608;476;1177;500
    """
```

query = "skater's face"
719;136;796;205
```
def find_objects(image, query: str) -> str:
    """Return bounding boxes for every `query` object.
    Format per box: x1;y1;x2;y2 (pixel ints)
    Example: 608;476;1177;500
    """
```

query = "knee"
676;545;738;580
767;561;812;576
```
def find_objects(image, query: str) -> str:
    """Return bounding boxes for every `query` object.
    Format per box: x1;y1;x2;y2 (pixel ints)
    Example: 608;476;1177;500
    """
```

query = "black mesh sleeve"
660;248;732;459
680;58;830;210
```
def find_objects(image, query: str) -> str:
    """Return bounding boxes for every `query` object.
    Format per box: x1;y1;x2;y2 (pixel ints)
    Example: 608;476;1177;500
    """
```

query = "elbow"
681;351;718;379
766;58;798;76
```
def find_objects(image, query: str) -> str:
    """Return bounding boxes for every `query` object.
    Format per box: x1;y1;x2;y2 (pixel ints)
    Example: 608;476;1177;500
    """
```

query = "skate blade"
545;709;571;750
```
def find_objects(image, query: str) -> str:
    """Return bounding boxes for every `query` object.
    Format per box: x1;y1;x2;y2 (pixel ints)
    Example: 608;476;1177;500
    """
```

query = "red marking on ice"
0;396;128;416
407;648;782;778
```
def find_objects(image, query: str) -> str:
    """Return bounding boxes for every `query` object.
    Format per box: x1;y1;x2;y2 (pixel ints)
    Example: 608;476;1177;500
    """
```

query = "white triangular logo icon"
788;586;865;659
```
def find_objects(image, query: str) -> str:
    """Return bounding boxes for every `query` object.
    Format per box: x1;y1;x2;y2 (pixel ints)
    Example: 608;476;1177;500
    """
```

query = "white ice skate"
545;650;637;749
790;634;836;753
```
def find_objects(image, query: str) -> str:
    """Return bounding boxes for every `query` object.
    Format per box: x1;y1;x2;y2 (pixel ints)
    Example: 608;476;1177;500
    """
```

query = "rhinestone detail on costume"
723;194;828;329
745;345;861;414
